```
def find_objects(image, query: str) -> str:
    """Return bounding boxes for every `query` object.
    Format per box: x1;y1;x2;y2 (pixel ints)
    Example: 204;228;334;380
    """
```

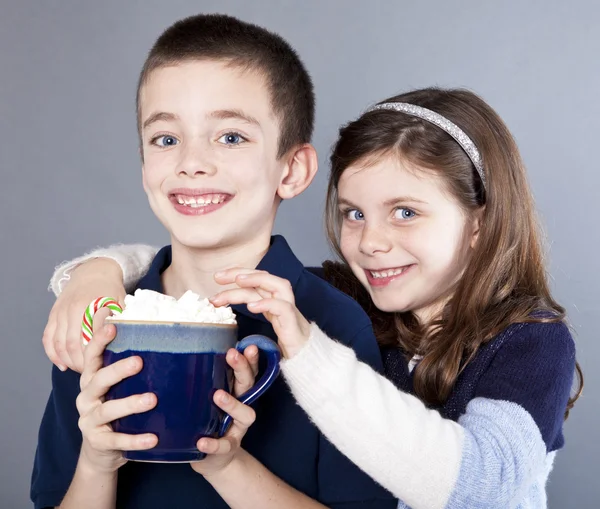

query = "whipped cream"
109;289;236;324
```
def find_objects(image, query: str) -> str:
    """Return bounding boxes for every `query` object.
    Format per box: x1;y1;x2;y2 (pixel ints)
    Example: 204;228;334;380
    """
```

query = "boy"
32;13;396;509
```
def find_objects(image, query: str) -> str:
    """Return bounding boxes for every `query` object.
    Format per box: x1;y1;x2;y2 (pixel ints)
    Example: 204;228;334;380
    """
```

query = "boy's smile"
168;188;233;216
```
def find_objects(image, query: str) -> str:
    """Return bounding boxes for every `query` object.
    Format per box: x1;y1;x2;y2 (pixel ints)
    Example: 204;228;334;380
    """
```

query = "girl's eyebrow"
337;198;358;208
338;196;428;208
382;196;428;206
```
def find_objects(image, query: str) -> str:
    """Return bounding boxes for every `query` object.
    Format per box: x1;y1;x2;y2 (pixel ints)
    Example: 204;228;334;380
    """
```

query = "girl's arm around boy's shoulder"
49;244;159;296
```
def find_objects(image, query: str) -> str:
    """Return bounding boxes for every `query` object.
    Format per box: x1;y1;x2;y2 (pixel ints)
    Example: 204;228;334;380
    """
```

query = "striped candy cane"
81;297;123;345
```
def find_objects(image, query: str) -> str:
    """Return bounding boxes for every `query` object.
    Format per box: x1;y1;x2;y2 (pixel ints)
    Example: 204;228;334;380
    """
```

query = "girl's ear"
470;207;485;248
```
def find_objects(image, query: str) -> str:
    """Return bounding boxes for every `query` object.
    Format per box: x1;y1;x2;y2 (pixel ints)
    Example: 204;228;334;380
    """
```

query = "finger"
213;268;265;285
42;313;66;371
86;429;158;452
242;345;259;378
84;392;157;428
92;307;112;332
210;288;264;307
83;322;117;371
233;272;295;303
80;356;143;405
80;323;118;390
80;306;113;371
65;315;85;374
66;336;84;373
226;348;255;396
246;298;299;331
54;310;76;371
213;390;256;435
247;299;310;359
196;435;235;456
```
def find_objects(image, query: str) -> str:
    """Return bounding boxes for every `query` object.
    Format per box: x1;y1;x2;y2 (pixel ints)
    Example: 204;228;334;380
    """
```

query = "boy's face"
139;60;286;252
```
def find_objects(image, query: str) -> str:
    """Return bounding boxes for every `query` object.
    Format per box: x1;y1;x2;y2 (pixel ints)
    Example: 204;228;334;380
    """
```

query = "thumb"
92;307;113;333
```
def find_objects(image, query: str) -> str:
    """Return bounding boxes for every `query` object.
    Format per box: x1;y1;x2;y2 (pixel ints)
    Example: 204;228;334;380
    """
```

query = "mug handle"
218;334;281;437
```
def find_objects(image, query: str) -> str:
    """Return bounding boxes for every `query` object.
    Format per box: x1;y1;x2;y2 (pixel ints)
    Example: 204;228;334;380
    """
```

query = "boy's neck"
161;233;272;299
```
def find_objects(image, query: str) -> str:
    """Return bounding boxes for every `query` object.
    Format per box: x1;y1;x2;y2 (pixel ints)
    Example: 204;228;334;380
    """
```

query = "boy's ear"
277;144;318;200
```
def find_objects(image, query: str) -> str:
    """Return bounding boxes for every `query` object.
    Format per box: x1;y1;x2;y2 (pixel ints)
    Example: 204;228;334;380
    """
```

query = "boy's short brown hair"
137;13;315;158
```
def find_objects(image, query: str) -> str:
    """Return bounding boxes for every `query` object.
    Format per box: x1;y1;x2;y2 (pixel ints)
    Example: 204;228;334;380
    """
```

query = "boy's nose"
358;223;393;256
177;144;217;177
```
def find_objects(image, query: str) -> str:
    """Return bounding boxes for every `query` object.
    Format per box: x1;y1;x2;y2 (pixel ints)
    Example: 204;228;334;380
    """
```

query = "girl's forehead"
337;156;467;214
339;157;440;196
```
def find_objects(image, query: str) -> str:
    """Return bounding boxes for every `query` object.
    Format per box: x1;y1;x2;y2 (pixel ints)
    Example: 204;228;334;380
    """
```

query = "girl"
43;88;582;508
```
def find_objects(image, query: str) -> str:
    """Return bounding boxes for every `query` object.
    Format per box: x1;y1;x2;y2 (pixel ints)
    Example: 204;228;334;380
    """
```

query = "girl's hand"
43;259;126;373
210;269;311;359
76;323;158;474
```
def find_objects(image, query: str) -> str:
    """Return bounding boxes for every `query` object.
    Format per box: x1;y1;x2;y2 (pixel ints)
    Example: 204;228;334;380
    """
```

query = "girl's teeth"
371;268;405;278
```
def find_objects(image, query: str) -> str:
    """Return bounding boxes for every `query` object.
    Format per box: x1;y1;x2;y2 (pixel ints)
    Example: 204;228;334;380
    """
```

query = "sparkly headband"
365;102;486;190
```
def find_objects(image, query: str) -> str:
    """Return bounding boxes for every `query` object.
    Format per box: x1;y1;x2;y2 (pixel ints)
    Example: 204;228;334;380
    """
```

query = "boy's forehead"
139;60;278;125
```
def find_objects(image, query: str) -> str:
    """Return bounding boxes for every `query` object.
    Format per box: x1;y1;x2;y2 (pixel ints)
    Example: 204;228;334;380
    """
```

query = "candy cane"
81;297;123;345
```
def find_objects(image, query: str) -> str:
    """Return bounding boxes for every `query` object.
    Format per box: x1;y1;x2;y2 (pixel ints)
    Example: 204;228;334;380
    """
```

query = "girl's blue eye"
218;132;245;145
394;208;416;220
345;209;365;221
153;135;179;147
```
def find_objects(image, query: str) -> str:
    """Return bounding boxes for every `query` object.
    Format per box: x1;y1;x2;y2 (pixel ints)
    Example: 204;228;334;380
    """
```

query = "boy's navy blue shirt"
32;235;396;509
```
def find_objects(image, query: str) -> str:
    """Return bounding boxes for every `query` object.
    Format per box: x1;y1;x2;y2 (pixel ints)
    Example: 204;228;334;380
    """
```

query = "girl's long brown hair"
324;88;583;416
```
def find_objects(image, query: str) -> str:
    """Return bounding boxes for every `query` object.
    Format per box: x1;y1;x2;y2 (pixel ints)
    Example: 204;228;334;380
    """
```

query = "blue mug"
103;319;280;462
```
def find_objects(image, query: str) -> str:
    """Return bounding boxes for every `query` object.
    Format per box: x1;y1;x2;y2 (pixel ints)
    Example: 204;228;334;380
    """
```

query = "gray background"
1;0;597;507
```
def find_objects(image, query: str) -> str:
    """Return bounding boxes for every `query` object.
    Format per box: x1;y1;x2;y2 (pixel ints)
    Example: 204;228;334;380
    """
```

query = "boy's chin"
170;231;230;251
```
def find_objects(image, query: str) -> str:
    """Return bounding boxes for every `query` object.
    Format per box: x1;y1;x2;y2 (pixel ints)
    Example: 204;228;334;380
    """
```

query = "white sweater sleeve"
49;244;159;296
280;323;465;509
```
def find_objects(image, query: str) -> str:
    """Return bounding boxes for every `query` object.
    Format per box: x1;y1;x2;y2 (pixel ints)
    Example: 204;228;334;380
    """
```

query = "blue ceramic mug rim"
106;317;237;328
105;319;239;354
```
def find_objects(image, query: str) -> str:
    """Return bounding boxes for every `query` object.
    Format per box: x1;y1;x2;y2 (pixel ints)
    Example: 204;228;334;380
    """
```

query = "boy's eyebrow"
207;109;261;127
142;112;179;130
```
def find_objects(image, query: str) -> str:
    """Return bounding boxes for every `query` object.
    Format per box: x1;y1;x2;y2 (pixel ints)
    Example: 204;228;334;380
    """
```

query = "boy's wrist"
76;450;121;481
201;448;250;484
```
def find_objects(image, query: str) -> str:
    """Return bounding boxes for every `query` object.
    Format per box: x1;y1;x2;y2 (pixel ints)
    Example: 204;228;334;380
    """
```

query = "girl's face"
338;154;481;323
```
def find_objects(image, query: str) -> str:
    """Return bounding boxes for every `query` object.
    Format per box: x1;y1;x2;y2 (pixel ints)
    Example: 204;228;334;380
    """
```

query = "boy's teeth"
176;194;225;206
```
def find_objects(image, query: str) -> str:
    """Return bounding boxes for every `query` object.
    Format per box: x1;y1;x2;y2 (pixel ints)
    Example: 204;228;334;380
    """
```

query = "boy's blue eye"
218;132;245;145
153;135;179;147
345;209;364;221
394;208;416;220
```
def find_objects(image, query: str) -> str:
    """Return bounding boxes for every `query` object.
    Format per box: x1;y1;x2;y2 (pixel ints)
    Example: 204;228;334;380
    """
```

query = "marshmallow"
111;289;236;324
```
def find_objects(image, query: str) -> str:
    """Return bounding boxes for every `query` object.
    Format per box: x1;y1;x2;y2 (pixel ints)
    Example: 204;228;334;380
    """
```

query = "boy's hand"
191;389;256;477
191;341;258;477
210;269;311;359
226;345;260;397
43;259;126;373
76;323;158;474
